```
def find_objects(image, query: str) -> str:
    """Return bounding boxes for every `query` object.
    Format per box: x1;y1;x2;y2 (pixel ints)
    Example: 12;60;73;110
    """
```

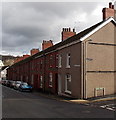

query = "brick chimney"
102;2;115;20
23;55;30;59
42;40;53;50
14;55;30;63
30;49;39;56
61;28;76;41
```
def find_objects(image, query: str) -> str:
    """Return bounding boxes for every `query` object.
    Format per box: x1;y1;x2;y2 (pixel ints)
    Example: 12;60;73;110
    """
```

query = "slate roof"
10;17;116;67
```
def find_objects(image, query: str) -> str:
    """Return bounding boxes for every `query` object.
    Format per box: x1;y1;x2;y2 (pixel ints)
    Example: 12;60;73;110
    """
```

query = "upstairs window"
40;60;42;69
66;53;71;68
58;55;62;68
55;54;58;67
49;55;53;68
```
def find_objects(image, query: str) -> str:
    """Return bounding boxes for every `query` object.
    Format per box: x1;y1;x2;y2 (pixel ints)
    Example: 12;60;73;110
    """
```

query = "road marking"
100;104;116;111
106;107;115;111
84;103;90;106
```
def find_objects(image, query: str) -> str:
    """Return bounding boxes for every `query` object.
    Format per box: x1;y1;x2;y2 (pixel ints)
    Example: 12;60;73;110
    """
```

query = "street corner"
89;97;116;103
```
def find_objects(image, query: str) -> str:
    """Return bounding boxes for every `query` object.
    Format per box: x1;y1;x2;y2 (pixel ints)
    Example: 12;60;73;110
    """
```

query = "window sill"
58;66;62;68
49;85;53;88
66;66;71;69
65;90;71;94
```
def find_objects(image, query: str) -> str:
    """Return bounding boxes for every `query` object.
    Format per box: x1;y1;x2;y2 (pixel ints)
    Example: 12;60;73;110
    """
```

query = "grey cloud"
2;2;108;56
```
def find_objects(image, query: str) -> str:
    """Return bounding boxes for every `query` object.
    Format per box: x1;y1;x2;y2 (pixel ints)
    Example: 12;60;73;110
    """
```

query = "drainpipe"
83;39;92;99
82;43;85;99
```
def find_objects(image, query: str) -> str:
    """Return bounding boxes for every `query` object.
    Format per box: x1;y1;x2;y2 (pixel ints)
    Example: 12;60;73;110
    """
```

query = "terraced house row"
7;3;116;99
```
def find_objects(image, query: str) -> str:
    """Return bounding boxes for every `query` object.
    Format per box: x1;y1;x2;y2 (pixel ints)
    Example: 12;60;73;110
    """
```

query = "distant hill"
0;55;16;66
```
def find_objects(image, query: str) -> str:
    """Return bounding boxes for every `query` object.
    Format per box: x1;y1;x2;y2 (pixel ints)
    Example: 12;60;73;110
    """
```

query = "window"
56;54;58;67
40;76;43;88
66;53;71;68
40;60;42;69
49;73;53;87
50;55;53;68
65;74;71;94
58;55;62;68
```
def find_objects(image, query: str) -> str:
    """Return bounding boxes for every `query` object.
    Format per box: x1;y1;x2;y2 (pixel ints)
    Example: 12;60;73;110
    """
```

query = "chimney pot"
73;28;75;32
112;5;114;9
109;2;112;8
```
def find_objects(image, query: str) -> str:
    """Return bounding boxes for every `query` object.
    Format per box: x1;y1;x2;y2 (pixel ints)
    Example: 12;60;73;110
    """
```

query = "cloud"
2;2;109;56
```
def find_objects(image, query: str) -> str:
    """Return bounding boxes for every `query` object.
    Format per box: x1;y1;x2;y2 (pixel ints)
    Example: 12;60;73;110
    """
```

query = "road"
2;85;115;118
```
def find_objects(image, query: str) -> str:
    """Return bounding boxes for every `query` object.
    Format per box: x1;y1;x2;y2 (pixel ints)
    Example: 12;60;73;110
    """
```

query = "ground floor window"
65;74;71;94
40;76;43;88
49;73;53;87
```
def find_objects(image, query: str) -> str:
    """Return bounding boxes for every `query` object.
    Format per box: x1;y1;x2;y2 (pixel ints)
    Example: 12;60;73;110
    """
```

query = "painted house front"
82;18;116;98
57;17;116;99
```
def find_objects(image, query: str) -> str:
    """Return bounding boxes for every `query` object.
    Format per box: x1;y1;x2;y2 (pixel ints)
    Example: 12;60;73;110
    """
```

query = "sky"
1;0;114;56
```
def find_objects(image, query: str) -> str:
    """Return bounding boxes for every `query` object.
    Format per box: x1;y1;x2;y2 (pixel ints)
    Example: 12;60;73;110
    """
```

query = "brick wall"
102;2;115;20
61;28;76;41
30;49;39;56
42;40;53;50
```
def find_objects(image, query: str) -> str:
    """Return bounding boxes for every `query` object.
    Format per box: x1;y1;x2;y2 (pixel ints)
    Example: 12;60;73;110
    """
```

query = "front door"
34;74;38;89
58;74;61;94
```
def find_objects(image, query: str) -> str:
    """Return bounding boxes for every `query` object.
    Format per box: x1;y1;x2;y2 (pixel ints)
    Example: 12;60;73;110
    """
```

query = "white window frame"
49;72;53;87
65;74;71;94
58;55;62;68
56;54;59;68
66;53;71;68
40;75;43;88
40;60;42;69
50;55;53;68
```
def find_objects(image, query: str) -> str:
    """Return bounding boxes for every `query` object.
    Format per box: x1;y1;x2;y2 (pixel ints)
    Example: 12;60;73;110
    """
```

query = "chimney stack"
42;40;53;50
102;2;115;20
14;54;30;63
61;27;76;41
30;48;39;56
23;55;30;59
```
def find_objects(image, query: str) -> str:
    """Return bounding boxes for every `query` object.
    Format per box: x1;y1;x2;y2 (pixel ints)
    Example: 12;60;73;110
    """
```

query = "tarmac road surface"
2;85;115;118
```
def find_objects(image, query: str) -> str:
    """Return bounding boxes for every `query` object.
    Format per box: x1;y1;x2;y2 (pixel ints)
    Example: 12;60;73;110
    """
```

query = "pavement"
32;90;116;104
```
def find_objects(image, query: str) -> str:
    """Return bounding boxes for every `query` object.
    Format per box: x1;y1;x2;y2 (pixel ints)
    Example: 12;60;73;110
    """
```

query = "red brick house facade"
7;3;116;98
